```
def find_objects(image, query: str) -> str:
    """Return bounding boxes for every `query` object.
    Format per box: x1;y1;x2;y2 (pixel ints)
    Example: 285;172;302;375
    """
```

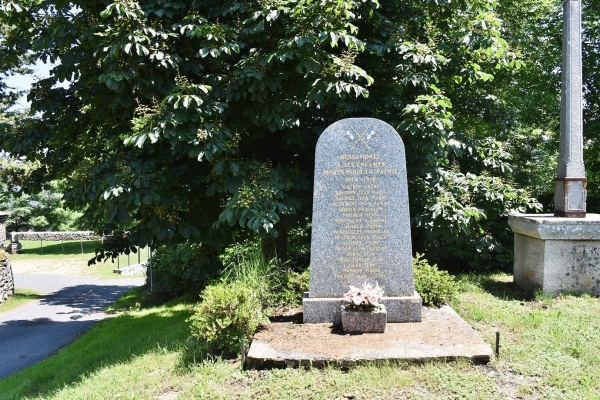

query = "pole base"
554;177;586;218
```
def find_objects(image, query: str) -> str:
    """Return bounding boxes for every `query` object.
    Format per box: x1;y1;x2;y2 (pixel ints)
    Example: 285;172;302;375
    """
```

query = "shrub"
218;239;261;269
221;243;309;308
188;280;267;357
413;253;458;307
149;242;221;298
187;242;308;359
286;221;311;270
273;268;309;307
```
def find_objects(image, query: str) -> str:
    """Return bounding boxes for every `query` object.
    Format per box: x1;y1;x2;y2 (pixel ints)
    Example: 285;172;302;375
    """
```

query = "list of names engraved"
324;152;397;280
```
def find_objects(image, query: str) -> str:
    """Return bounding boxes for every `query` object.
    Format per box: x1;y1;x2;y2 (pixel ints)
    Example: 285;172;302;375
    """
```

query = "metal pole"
495;330;500;357
149;242;153;292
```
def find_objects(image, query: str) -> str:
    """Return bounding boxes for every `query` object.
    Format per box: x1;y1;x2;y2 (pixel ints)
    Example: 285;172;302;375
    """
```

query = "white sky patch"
5;62;65;110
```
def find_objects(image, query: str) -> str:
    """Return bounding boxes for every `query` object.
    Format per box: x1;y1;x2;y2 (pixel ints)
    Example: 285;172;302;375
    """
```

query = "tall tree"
0;155;81;231
0;0;542;269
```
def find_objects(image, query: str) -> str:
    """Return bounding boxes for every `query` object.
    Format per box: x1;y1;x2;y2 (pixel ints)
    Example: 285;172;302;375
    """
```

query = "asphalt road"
0;274;144;379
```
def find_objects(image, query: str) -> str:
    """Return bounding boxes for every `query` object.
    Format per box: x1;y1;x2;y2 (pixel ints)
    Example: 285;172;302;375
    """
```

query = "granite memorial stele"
303;118;422;324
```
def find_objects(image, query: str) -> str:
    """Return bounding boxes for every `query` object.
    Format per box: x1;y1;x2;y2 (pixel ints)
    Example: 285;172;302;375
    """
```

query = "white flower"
343;281;384;310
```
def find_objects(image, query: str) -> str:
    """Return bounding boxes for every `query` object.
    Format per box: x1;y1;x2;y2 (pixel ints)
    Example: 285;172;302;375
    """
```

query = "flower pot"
340;305;387;334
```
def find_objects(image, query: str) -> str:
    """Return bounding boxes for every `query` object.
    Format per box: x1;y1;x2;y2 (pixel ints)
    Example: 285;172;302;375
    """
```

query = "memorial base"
508;213;600;295
303;292;422;324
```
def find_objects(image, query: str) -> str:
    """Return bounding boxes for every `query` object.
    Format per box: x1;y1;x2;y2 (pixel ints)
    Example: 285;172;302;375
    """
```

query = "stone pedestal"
7;232;22;254
303;292;422;324
8;241;22;254
508;213;600;295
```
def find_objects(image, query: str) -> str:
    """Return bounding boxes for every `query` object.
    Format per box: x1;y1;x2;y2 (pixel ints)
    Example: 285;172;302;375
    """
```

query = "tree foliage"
0;155;81;231
0;0;556;269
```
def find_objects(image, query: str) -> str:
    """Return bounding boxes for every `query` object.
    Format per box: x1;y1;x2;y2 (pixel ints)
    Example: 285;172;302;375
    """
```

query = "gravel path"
0;273;144;379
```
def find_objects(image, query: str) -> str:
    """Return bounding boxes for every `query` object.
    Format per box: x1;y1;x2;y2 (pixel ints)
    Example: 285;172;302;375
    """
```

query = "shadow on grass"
18;240;102;256
0;291;42;313
464;274;535;302
0;300;194;399
13;291;42;301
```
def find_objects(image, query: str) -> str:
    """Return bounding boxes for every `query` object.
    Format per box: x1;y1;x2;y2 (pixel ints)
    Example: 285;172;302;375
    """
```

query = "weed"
527;309;545;328
221;246;308;308
565;338;584;359
534;289;554;307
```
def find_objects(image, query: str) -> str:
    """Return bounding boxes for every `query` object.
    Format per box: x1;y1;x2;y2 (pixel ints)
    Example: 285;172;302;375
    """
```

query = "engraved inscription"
324;149;398;281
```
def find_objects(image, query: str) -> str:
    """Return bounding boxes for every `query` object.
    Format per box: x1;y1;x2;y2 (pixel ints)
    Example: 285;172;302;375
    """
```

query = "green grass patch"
1;273;599;399
15;239;103;256
14;240;149;265
0;289;42;313
455;273;600;398
0;289;195;399
8;240;149;279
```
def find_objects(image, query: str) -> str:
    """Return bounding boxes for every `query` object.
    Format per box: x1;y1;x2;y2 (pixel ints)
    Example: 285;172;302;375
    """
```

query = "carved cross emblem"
344;124;377;149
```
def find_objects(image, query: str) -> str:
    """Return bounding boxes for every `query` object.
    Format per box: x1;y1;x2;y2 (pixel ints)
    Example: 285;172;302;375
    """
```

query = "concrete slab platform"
246;306;492;368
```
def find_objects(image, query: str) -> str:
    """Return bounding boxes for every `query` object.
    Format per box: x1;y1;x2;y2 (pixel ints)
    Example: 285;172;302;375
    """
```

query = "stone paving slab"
246;306;492;368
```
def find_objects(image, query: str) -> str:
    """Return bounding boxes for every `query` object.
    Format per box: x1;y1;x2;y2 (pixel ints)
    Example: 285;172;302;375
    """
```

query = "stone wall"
11;231;101;242
0;253;14;304
0;212;7;248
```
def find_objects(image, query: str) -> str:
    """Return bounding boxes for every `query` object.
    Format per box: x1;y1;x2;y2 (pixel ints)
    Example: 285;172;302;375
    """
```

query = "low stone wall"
0;254;14;304
0;212;8;248
11;231;101;242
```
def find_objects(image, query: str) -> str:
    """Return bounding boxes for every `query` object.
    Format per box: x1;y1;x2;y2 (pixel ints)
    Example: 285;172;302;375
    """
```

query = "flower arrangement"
343;281;384;311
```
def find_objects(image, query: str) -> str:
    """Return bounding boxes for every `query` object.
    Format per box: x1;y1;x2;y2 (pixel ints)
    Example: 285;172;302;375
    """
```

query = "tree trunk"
261;223;287;263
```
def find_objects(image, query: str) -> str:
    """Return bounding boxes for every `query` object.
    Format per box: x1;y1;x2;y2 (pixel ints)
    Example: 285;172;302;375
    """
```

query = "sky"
4;62;55;110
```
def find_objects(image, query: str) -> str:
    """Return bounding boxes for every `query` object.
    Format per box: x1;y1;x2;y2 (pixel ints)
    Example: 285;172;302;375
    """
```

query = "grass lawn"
0;289;42;313
7;240;149;278
0;273;598;399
